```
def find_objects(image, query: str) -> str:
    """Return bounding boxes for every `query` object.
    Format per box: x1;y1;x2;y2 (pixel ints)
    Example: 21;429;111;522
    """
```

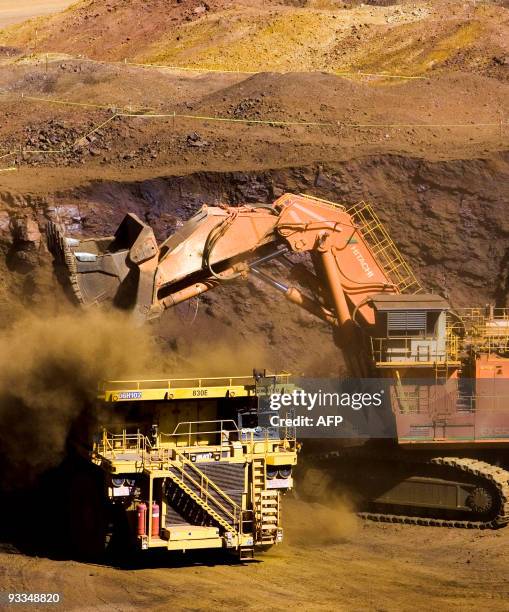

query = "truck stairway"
165;452;242;536
166;483;211;526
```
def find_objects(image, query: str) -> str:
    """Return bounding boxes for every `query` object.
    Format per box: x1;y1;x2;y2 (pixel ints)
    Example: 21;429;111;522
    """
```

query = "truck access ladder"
252;458;280;544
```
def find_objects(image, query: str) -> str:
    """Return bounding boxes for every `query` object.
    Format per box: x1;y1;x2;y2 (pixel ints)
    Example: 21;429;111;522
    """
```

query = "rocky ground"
0;1;509;610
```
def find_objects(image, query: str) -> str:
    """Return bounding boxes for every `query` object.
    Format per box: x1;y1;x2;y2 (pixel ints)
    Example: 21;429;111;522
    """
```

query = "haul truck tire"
68;468;110;561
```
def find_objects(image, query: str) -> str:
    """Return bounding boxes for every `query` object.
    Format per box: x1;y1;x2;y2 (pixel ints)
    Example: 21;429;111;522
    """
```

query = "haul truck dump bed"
77;371;297;561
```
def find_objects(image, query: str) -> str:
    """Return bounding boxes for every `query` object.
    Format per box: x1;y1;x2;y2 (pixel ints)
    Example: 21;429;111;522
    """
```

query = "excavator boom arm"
48;193;421;374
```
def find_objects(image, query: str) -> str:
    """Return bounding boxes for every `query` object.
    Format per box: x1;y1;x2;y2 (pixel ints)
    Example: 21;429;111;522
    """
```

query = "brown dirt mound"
0;0;507;79
0;0;246;61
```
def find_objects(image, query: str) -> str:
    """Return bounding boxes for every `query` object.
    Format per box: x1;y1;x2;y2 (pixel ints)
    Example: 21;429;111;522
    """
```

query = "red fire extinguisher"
137;502;147;536
151;502;160;536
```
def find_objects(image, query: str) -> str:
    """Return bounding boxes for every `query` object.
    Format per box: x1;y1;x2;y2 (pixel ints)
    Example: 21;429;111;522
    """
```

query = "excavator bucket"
47;203;279;321
47;214;159;317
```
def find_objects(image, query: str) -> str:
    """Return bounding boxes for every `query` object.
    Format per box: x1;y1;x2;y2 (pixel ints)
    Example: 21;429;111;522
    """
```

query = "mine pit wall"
0;152;508;372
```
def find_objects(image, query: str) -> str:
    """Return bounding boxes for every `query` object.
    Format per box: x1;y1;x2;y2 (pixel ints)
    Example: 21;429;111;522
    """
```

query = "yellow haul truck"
70;371;297;561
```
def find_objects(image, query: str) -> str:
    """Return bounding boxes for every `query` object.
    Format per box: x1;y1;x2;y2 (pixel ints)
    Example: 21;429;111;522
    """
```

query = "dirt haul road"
0;1;75;28
1;498;509;611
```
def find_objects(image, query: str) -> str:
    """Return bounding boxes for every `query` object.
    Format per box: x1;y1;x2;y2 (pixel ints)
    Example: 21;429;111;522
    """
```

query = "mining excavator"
48;192;509;528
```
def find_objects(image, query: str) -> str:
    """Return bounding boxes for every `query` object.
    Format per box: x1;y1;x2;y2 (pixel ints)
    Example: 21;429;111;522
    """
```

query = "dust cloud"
0;304;276;485
283;465;358;546
176;342;270;377
155;310;272;377
0;306;162;485
283;495;358;546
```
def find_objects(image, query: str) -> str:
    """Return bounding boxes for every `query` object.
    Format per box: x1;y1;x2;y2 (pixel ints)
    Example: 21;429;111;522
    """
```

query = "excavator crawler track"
358;458;509;529
307;450;509;529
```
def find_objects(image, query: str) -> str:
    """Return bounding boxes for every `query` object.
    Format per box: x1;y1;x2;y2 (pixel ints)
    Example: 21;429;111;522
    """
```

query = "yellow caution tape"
22;94;114;110
0;92;506;164
334;70;426;80
125;60;259;75
122;111;506;130
77;113;119;143
120;111;333;127
49;54;425;80
15;94;505;129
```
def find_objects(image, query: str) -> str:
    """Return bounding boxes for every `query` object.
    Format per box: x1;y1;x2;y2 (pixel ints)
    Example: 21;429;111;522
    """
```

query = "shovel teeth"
46;221;85;304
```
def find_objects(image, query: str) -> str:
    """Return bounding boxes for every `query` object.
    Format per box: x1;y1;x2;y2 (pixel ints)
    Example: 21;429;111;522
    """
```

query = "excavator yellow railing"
456;308;509;354
392;388;458;415
457;307;509;327
446;326;460;362
347;201;423;295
